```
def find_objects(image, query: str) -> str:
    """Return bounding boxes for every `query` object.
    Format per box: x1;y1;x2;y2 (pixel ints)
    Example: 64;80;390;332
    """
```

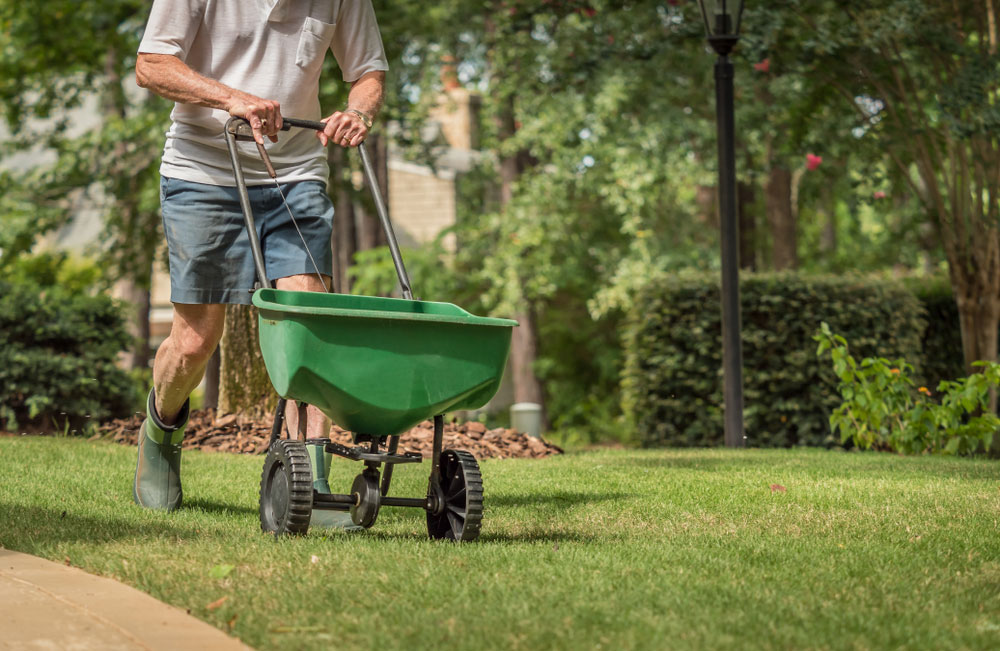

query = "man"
133;0;387;511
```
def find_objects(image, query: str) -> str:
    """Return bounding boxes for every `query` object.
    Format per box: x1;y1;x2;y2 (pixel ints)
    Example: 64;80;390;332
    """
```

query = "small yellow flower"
918;386;931;396
890;368;901;375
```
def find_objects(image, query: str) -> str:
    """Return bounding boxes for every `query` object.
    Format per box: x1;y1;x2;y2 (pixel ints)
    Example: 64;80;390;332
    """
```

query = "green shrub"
0;273;135;432
906;277;966;388
816;323;998;455
622;273;925;448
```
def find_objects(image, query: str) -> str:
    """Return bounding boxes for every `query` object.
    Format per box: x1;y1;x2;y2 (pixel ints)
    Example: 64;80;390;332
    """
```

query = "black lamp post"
698;0;746;448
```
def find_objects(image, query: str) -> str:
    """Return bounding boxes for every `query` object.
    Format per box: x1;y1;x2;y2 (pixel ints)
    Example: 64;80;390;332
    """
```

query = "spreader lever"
325;441;423;465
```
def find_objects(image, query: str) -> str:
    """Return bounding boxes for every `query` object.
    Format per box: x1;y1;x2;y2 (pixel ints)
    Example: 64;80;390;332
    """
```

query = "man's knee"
169;304;225;362
276;274;332;293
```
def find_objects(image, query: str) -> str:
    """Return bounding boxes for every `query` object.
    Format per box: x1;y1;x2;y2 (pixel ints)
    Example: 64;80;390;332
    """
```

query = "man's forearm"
136;53;238;111
347;71;386;121
135;53;281;143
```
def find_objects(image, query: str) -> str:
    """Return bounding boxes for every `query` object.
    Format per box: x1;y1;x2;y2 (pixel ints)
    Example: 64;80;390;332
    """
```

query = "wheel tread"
427;449;484;542
259;439;313;536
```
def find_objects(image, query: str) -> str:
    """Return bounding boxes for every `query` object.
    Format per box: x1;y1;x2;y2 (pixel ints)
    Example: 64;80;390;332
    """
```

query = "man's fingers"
248;114;265;144
331;120;351;144
315;112;370;148
349;130;368;147
323;119;338;146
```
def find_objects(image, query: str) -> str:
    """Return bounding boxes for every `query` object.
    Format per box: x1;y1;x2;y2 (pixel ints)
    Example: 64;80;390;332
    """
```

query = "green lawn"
1;437;998;650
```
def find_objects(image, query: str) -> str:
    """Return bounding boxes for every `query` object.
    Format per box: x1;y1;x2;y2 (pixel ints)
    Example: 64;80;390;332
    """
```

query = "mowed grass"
1;437;999;650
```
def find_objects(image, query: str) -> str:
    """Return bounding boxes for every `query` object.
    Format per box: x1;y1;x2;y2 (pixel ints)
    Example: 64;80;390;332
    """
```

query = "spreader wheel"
427;450;483;542
259;439;313;535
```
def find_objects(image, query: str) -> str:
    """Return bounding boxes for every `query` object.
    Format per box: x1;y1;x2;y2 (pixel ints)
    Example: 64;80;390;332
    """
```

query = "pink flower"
873;190;887;200
806;153;823;171
753;58;770;73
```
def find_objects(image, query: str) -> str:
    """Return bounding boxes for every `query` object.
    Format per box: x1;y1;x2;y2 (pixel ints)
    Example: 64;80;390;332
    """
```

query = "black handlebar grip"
280;117;327;132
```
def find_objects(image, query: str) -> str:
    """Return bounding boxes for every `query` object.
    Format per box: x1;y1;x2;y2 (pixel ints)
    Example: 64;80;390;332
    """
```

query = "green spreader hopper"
253;289;516;436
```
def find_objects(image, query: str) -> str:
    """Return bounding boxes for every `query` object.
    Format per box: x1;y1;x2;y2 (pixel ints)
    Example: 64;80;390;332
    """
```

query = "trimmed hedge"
0;278;135;431
622;273;925;448
908;278;966;390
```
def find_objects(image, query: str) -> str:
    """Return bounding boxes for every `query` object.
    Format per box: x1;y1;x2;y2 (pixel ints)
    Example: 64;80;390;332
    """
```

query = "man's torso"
140;0;385;186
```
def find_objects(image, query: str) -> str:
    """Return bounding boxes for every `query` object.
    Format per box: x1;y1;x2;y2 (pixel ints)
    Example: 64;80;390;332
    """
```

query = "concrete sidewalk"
0;547;251;650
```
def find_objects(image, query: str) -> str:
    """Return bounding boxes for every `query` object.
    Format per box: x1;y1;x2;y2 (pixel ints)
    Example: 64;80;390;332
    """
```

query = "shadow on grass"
183;498;257;517
361;527;597;544
0;502;201;547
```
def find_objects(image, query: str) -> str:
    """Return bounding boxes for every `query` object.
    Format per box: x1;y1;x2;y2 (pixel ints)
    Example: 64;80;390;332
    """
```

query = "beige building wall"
387;160;457;250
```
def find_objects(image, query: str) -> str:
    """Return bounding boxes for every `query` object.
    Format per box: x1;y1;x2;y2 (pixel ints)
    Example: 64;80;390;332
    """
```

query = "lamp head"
697;0;744;56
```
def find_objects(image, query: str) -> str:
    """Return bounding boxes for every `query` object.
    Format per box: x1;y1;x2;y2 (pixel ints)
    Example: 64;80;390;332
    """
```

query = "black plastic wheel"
350;469;381;528
259;439;313;535
427;450;483;541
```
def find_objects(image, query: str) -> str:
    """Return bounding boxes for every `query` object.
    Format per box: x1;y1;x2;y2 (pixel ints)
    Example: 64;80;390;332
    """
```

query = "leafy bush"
906;277;966;389
815;323;998;455
622;273;925;448
0;266;135;432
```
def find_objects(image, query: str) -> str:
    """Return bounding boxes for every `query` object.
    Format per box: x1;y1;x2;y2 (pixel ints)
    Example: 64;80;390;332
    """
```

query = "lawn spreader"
224;116;516;541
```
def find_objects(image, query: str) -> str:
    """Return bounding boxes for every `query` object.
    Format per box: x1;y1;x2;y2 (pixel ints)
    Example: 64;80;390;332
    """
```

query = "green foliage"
815;323;999;455
346;241;459;302
4;251;105;293
906;277;966;389
0;262;136;431
622;273;925;448
0;1;166;285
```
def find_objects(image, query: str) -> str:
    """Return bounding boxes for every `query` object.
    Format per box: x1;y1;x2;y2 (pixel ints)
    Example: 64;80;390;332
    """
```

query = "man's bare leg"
154;303;227;423
134;302;225;511
276;273;332;438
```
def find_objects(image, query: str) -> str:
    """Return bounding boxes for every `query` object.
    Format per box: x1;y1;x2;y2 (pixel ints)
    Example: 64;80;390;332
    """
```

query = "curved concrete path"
0;548;251;650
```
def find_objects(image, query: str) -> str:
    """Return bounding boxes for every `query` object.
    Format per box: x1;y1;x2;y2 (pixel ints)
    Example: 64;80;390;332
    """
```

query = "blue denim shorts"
160;177;334;305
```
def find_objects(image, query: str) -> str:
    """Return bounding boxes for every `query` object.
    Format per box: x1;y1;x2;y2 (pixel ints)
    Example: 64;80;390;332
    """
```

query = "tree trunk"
953;280;1000;377
116;280;151;370
510;306;547;426
953;273;1000;454
495;91;547;426
203;348;221;412
218;305;274;417
737;180;756;271
818;181;837;256
695;184;716;227
766;165;798;270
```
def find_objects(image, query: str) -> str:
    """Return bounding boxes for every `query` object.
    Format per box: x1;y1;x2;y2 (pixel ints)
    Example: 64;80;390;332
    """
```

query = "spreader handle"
280;117;327;132
226;115;415;300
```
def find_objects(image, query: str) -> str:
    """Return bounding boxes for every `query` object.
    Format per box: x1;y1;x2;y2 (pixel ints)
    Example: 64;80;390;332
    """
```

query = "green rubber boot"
132;390;190;512
306;440;361;531
307;442;332;493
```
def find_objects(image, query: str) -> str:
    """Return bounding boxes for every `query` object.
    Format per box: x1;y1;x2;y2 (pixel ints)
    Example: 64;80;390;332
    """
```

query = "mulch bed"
97;409;562;460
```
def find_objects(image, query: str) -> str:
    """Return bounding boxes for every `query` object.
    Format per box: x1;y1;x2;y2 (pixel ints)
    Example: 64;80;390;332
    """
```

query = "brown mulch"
96;409;562;460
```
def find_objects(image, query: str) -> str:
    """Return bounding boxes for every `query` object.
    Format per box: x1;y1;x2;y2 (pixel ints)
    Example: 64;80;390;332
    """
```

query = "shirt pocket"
295;16;336;69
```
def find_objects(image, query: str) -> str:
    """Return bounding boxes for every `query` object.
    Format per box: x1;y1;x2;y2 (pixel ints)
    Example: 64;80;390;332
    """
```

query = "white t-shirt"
138;0;388;186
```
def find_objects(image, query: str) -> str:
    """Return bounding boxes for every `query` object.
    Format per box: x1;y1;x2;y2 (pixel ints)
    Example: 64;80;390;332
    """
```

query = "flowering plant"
815;323;999;455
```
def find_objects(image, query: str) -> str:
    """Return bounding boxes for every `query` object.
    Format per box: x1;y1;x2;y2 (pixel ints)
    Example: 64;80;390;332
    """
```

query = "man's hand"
228;93;283;144
317;111;369;148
